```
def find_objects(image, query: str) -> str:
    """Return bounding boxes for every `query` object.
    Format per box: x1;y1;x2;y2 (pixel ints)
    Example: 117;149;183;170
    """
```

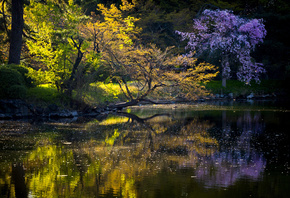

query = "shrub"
27;84;60;102
5;64;35;87
0;67;26;99
7;85;27;99
26;84;69;107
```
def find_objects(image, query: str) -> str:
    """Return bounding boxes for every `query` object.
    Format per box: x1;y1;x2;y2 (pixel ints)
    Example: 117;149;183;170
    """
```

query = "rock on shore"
0;99;78;119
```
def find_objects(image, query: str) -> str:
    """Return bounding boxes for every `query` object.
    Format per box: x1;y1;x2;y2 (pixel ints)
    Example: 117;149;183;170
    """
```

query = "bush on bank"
0;63;287;107
0;65;28;99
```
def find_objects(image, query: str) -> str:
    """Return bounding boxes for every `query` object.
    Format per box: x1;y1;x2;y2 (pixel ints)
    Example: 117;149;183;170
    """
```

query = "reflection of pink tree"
195;151;265;188
192;111;266;188
176;9;267;87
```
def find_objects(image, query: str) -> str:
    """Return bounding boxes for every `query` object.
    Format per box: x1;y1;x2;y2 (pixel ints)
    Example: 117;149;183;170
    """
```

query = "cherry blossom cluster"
176;9;267;84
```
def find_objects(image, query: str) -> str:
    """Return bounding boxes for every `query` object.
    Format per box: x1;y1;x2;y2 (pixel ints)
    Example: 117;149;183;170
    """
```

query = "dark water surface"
0;101;290;198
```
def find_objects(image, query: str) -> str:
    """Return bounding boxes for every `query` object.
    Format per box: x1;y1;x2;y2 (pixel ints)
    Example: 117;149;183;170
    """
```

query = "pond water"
0;101;290;198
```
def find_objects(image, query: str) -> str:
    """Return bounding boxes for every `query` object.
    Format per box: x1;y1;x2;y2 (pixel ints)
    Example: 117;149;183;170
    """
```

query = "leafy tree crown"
176;9;267;84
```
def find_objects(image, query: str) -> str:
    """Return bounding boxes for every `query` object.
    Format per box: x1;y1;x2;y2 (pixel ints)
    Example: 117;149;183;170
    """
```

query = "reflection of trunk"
11;162;28;198
116;112;161;153
148;130;154;152
116;111;170;123
95;168;101;195
73;152;88;189
222;110;226;134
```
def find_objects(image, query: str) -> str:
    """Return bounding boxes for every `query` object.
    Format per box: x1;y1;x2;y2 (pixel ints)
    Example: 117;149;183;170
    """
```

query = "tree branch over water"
115;111;171;124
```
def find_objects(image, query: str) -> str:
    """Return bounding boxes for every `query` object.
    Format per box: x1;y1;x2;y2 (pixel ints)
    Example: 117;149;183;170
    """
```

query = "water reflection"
194;110;266;188
0;104;289;198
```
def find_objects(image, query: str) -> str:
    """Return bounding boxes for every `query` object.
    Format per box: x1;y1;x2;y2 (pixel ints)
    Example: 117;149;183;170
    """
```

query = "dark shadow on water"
12;162;28;198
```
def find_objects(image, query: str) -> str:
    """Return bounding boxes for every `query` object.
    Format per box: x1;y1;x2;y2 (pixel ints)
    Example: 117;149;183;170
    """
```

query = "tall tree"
25;0;89;96
8;0;23;64
84;0;217;106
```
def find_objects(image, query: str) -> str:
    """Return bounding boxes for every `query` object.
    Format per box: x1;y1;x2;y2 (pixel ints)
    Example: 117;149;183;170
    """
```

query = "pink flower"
175;9;266;84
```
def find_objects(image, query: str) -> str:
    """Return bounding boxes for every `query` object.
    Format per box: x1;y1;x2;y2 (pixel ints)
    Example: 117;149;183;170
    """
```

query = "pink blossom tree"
176;9;267;87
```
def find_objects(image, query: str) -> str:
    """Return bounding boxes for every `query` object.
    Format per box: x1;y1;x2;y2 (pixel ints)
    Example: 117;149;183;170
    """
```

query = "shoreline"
1;96;288;120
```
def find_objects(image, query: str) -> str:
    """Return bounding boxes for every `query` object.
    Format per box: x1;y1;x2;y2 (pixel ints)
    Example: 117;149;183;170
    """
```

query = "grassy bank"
204;80;285;98
83;82;131;106
26;82;136;108
24;80;286;109
26;84;67;107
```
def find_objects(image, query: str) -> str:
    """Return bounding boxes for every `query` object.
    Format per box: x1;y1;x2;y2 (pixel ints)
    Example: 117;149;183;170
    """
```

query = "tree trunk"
66;51;83;98
66;37;83;99
222;77;227;88
221;55;230;88
8;0;24;65
107;99;158;110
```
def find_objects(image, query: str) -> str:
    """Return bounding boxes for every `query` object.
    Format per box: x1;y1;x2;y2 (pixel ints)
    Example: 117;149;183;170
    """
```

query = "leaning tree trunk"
65;37;83;99
8;0;24;65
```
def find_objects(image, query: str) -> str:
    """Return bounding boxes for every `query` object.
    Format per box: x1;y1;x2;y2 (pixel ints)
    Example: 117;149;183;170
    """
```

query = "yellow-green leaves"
25;0;88;90
105;129;120;146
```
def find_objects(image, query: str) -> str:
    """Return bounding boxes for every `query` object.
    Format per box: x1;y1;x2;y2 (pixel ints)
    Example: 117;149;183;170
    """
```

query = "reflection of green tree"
0;122;52;198
25;144;81;197
105;129;120;146
1;114;219;197
20;137;138;198
157;118;218;157
77;114;219;196
1;107;288;197
0;165;14;198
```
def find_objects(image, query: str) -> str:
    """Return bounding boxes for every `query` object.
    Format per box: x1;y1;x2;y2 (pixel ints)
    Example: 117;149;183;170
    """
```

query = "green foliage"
0;0;10;64
26;84;66;106
25;0;89;92
7;85;27;99
205;80;284;97
0;66;27;99
133;1;194;52
84;82;132;105
25;67;55;86
6;64;35;87
0;67;24;87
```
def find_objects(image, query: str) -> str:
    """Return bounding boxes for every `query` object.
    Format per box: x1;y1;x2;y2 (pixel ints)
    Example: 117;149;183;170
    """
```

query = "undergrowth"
26;84;67;107
204;80;283;97
24;80;285;109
